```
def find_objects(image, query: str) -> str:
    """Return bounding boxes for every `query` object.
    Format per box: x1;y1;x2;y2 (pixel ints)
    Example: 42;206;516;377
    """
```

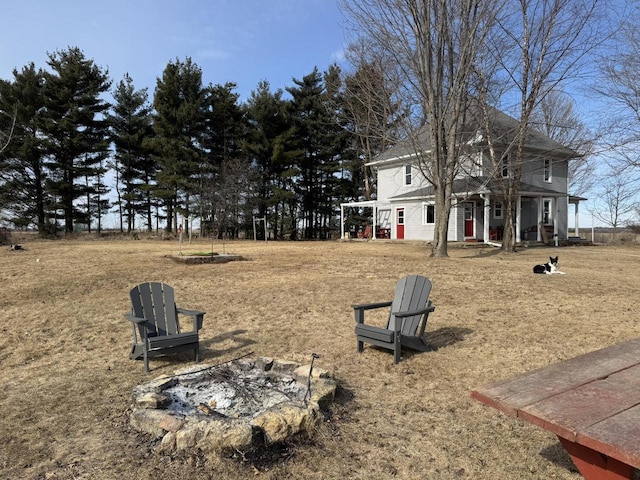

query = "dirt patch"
1;239;640;479
167;253;245;265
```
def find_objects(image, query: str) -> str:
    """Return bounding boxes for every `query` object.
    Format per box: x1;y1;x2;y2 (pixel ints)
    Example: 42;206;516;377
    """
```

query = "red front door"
464;202;475;237
396;208;405;239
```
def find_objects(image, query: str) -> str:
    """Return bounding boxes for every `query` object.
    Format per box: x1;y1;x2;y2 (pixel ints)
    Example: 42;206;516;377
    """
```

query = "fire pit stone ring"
129;356;337;456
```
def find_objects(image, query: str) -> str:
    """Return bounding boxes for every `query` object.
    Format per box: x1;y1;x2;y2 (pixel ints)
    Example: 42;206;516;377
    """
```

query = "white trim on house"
366;150;433;167
422;202;435;225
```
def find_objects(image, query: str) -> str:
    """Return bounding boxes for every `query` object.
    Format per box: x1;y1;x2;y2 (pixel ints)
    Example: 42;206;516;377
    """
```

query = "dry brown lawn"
2;237;639;479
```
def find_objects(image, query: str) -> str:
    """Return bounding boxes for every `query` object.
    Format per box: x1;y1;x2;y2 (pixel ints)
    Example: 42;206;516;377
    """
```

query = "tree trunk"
431;186;451;258
502;199;516;252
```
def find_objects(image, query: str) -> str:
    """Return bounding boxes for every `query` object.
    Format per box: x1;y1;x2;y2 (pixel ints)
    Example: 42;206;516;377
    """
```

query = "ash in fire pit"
130;356;337;456
166;362;305;417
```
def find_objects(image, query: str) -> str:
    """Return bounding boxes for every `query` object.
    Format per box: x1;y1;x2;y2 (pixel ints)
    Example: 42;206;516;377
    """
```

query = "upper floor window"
544;159;552;182
422;203;435;224
404;164;412;186
501;154;512;178
493;201;503;219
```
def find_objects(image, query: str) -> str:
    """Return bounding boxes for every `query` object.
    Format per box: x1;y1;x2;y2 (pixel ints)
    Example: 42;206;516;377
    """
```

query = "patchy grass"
2;238;639;479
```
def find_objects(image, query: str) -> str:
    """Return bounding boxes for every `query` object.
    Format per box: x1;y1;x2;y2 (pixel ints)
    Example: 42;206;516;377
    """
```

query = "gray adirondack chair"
125;282;205;372
354;275;435;364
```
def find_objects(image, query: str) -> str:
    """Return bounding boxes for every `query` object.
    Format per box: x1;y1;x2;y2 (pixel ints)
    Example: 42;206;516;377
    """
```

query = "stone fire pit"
129;356;337;456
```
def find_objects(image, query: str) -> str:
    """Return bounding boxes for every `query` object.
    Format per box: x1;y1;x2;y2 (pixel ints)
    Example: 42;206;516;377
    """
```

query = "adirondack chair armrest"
353;301;393;324
125;313;148;325
125;312;150;345
176;307;206;331
352;300;393;311
391;302;435;318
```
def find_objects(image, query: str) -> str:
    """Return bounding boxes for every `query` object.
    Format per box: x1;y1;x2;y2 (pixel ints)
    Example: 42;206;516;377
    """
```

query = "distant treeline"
0;47;387;240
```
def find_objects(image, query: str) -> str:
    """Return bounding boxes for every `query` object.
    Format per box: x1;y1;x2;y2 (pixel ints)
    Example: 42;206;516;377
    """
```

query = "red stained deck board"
577;404;640;469
471;338;640;416
518;364;640;441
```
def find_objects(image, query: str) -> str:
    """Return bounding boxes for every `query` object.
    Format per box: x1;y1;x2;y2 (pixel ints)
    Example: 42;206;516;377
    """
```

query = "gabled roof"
369;104;579;166
388;176;568;201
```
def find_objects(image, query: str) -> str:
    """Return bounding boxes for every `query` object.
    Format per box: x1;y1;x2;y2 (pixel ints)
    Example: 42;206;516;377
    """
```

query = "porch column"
483;194;490;244
574;201;580;236
554;198;559;246
537;196;543;242
516;196;522;243
372;204;377;240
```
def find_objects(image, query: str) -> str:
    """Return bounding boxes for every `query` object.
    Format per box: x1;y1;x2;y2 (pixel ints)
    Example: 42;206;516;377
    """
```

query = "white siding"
376;163;430;200
372;151;572;242
395;201;460;241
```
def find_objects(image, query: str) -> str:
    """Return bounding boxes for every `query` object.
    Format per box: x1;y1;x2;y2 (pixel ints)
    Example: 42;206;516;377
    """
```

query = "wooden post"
253;216;267;242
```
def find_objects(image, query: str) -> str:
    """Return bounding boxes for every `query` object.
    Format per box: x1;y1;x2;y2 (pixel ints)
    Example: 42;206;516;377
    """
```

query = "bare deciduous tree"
341;0;498;257
590;165;639;236
597;1;640;185
531;90;595;197
589;3;640;231
342;39;404;200
487;0;606;251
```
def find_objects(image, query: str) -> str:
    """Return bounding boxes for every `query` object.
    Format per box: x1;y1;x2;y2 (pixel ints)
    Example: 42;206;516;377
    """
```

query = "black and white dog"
533;256;565;275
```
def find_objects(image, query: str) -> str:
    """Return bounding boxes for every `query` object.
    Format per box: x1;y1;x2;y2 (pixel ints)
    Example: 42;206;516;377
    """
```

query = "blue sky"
0;1;626;229
0;0;347;102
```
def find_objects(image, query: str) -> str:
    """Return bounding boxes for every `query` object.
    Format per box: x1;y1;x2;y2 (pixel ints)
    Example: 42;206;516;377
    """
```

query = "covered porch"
339;200;392;240
464;191;587;246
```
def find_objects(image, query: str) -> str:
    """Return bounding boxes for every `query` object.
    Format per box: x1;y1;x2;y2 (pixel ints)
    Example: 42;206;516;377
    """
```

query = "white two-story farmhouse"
341;107;586;244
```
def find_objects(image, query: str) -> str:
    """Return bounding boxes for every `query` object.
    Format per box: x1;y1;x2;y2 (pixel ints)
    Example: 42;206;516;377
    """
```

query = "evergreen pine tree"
152;57;206;233
244;81;293;239
199;82;248;238
287;67;344;239
42;47;111;233
107;73;155;232
0;64;50;234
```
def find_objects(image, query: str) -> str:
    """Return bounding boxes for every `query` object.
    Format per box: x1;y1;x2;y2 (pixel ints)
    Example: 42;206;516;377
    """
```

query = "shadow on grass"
460;246;504;259
538;442;579;475
362;326;473;361
428;326;474;350
200;329;256;360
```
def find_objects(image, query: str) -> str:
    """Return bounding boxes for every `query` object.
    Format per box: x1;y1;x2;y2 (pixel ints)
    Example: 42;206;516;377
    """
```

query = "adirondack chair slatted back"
388;275;432;336
130;282;181;338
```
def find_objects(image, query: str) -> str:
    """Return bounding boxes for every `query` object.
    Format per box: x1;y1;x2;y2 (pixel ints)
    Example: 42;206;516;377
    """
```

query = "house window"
501;154;511;178
493;201;503;219
543;198;553;224
422;203;435;224
544;159;552;182
404;164;412;186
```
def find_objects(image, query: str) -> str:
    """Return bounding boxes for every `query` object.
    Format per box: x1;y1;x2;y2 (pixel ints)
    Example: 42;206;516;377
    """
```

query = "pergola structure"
339;200;389;240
